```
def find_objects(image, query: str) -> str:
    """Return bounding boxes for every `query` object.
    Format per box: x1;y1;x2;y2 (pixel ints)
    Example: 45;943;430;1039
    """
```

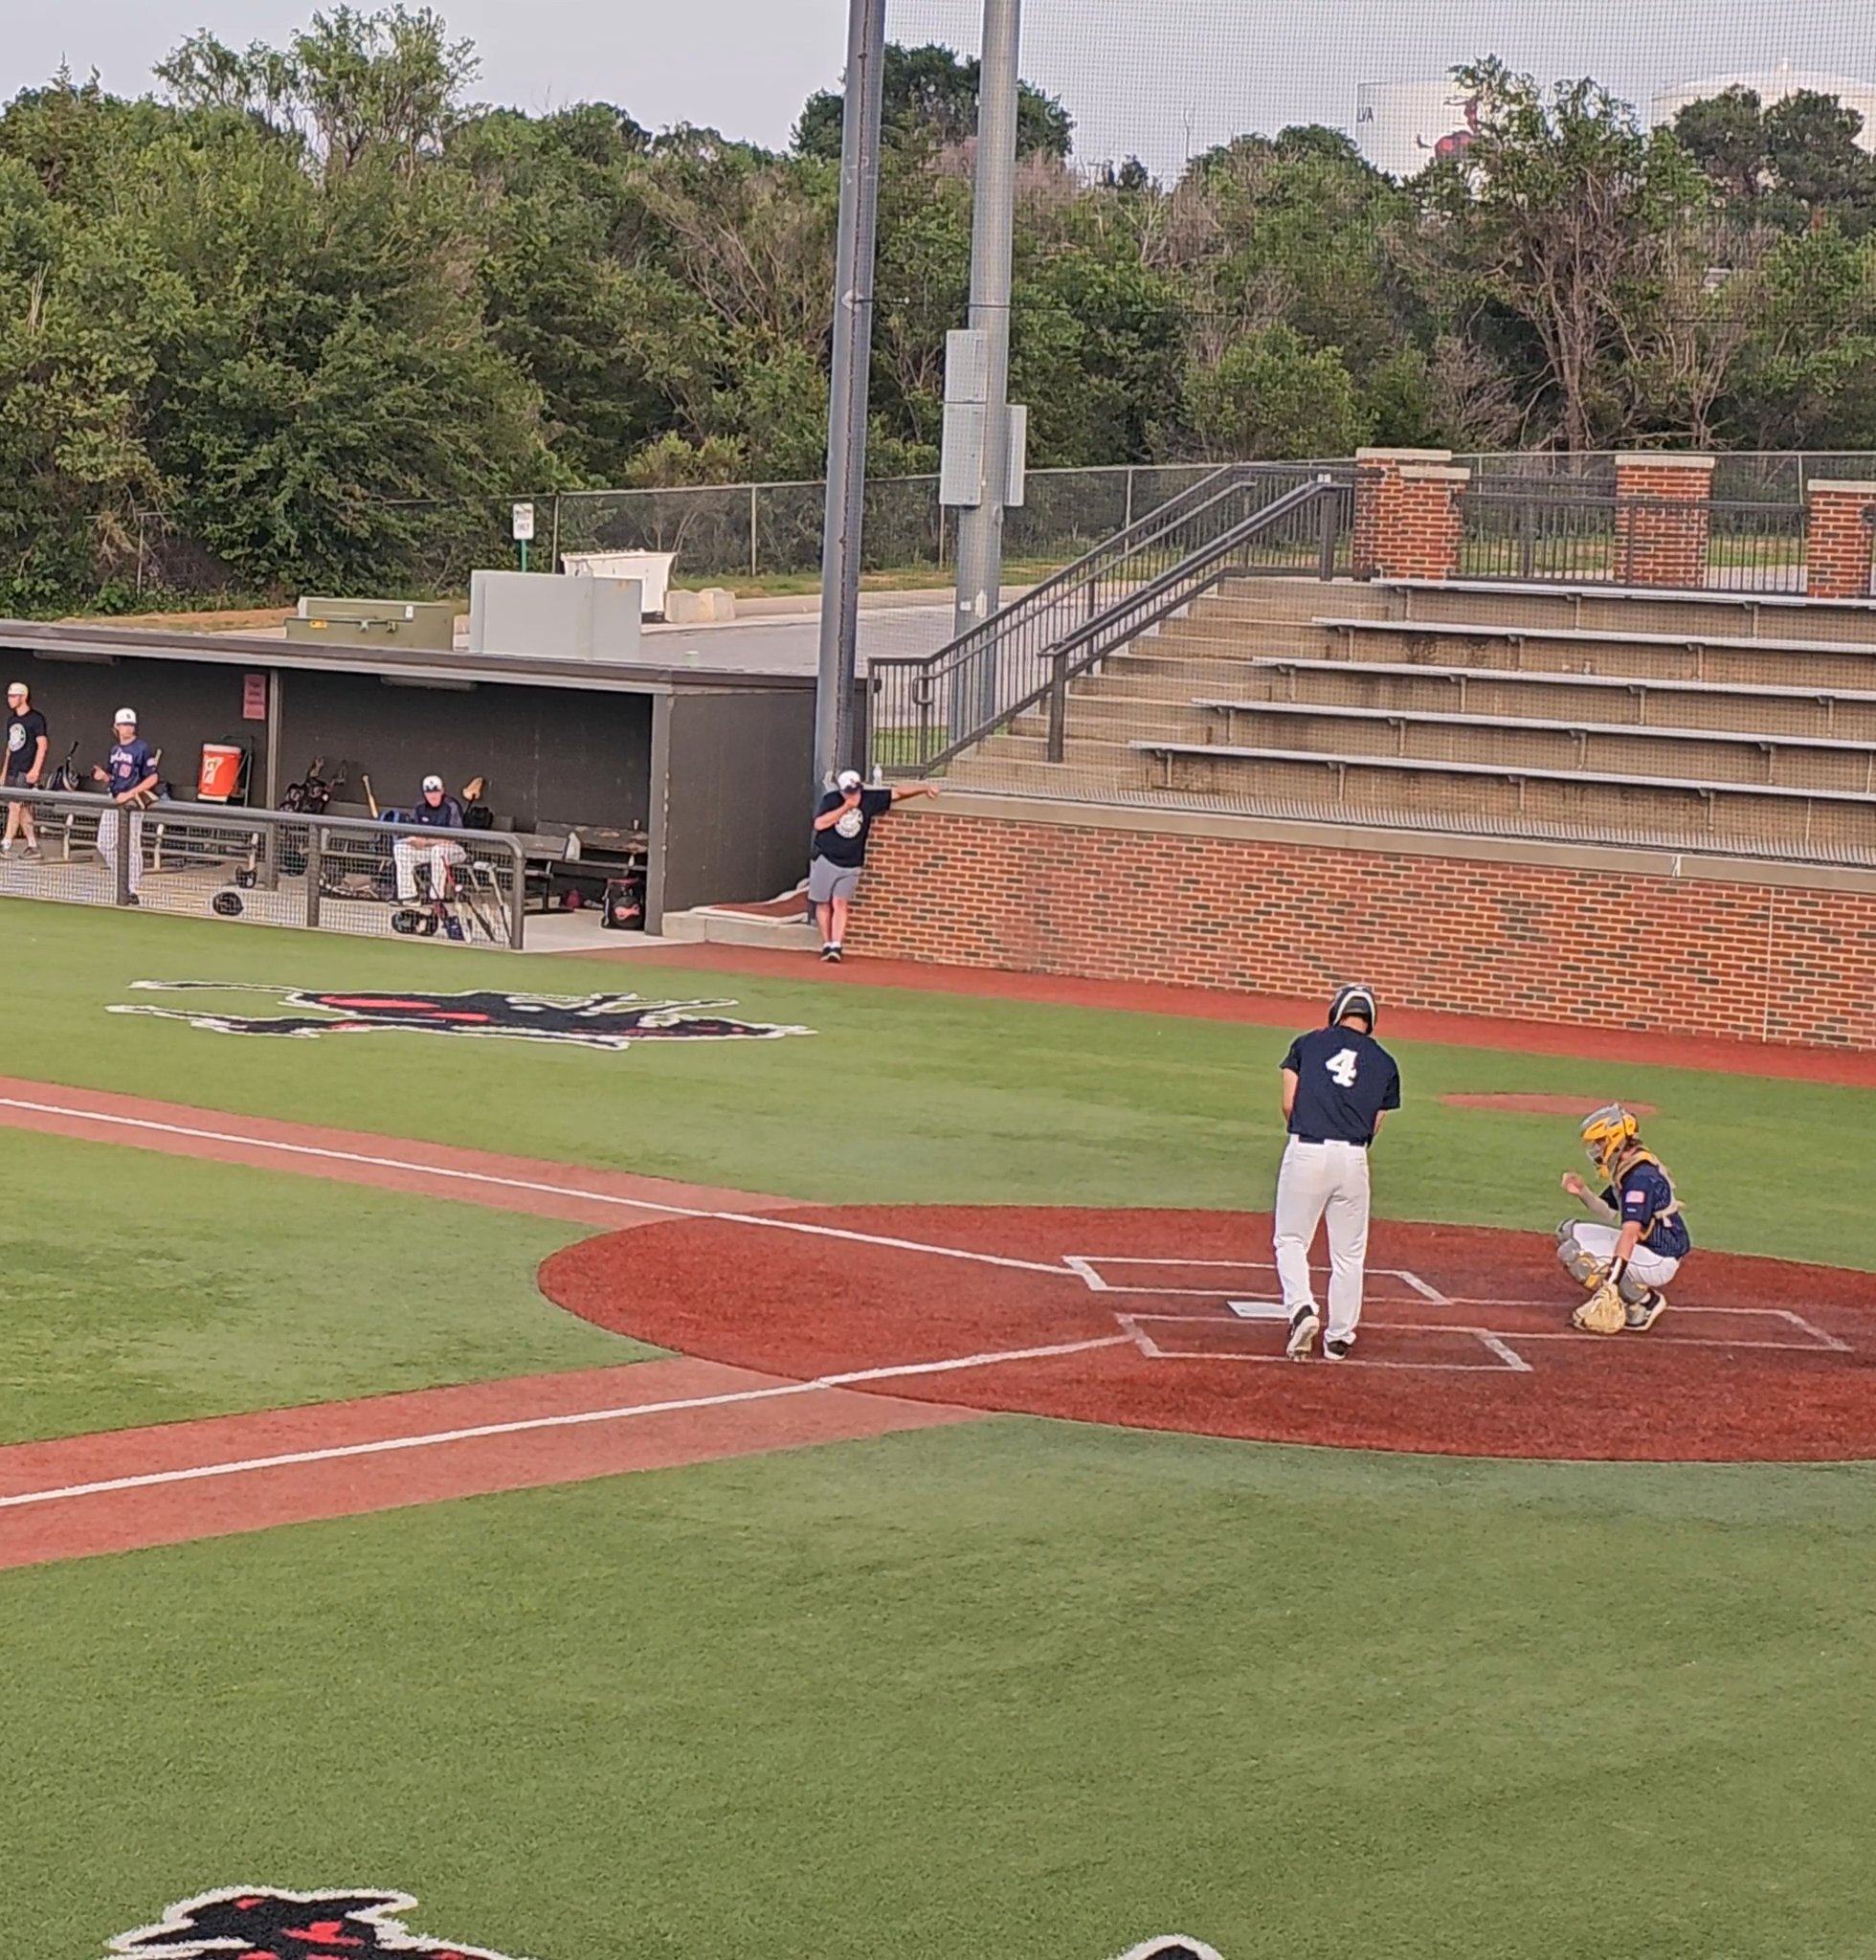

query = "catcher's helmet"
1579;1103;1640;1182
1329;983;1377;1030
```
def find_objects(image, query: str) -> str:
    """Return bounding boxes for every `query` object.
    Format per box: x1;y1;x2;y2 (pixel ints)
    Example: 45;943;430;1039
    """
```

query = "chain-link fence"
0;790;525;947
63;452;1876;617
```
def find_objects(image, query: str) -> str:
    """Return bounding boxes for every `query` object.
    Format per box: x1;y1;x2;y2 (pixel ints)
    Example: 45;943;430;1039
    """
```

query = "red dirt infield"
541;1207;1876;1463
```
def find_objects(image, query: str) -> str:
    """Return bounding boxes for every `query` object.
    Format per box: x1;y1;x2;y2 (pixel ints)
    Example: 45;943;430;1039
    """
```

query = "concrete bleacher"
944;573;1876;859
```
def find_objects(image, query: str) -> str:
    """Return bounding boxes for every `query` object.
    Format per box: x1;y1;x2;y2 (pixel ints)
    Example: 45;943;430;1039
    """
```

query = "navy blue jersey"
1281;1026;1401;1146
1605;1159;1691;1258
106;739;156;796
407;796;464;830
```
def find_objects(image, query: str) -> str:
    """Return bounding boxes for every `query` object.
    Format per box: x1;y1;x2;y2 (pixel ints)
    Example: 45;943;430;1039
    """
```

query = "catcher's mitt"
1572;1277;1626;1335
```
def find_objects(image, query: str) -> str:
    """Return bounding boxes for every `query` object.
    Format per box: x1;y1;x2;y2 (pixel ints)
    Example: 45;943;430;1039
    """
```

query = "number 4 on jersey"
1325;1048;1360;1089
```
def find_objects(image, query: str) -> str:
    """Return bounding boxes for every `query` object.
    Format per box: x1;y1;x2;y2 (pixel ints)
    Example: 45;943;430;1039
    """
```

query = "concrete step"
660;906;820;950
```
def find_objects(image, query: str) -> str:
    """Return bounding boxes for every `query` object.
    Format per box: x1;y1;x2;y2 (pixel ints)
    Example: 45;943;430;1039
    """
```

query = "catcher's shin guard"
1556;1226;1602;1290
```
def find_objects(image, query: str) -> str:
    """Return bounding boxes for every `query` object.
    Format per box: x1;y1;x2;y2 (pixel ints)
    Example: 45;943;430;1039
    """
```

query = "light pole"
813;0;889;791
951;0;1022;706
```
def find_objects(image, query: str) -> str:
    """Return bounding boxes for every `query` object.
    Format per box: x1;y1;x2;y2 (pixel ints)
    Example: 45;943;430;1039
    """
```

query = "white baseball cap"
422;773;444;792
6;681;25;698
836;768;862;791
114;707;138;726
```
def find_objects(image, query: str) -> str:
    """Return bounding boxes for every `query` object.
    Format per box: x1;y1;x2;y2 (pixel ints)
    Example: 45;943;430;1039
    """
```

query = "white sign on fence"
511;501;536;543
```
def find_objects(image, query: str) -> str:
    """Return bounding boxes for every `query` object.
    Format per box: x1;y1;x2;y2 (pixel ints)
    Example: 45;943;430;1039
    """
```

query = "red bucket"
197;743;245;803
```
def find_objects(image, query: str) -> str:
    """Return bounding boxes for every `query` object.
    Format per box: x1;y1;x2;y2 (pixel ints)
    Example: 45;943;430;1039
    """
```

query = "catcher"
1557;1104;1690;1334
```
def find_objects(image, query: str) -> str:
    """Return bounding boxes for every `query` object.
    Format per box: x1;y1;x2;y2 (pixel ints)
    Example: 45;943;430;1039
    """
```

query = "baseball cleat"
1324;1338;1355;1361
1624;1290;1668;1332
1284;1307;1320;1359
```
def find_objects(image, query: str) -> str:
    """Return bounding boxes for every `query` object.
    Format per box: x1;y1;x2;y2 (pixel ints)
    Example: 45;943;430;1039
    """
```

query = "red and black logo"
107;1891;1221;1960
108;1888;523;1959
109;982;812;1050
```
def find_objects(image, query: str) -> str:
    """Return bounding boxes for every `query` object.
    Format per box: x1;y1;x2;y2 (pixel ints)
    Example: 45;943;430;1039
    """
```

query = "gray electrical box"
939;330;1029;509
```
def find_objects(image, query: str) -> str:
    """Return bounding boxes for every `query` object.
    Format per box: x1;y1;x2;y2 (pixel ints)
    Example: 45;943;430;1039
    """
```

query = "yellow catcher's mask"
1579;1103;1640;1185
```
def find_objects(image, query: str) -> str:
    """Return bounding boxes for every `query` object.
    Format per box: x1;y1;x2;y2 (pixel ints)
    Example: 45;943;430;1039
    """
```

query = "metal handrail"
872;473;1349;774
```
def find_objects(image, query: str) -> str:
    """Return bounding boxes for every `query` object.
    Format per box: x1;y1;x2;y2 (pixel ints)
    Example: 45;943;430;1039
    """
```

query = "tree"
1674;87;1876;238
793;43;1072;162
1181;323;1369;459
156;6;478;182
1410;62;1708;450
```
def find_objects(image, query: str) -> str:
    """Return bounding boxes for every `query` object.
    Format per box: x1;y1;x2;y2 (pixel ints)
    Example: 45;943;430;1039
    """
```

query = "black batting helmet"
1329;983;1377;1030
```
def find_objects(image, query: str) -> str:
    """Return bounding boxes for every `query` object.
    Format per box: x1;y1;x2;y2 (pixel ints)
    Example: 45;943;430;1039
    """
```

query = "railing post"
306;825;323;930
1046;649;1068;762
1517;496;1536;580
1316;479;1339;581
750;481;760;579
506;837;525;949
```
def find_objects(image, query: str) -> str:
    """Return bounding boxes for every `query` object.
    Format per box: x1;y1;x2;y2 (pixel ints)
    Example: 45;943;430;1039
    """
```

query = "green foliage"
3;17;1876;611
1182;323;1371;458
794;42;1073;163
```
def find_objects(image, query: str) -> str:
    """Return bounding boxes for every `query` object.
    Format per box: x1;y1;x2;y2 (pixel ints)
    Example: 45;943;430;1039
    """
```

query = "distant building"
1650;61;1876;149
1353;80;1483;181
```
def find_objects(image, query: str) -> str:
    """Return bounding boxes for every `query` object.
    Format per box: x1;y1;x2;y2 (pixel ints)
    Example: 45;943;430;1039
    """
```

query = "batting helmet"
1329;984;1377;1030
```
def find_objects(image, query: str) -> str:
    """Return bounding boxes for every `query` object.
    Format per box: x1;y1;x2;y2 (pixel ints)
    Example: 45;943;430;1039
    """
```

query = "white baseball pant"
393;835;467;902
1273;1138;1372;1344
1565;1221;1681;1291
96;807;145;896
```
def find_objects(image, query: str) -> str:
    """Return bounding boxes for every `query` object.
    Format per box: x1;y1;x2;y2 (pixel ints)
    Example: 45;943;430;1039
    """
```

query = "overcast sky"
7;0;1872;177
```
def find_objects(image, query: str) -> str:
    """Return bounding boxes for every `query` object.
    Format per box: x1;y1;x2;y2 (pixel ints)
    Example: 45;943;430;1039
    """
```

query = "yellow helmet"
1579;1103;1640;1184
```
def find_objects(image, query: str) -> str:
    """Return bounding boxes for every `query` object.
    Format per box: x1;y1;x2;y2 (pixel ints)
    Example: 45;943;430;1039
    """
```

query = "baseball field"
6;898;1875;1960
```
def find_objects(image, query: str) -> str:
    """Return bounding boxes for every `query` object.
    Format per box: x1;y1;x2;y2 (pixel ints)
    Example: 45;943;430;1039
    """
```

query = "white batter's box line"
1440;1302;1853;1354
1113;1313;1532;1374
1065;1256;1450;1304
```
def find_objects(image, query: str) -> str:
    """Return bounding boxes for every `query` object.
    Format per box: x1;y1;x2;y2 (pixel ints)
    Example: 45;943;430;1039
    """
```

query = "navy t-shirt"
1282;1025;1402;1146
812;788;892;868
106;739;156;797
1606;1160;1691;1258
408;796;465;830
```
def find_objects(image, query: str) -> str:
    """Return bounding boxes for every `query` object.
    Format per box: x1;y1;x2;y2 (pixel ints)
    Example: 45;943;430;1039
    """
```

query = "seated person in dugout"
1558;1103;1691;1334
393;773;467;902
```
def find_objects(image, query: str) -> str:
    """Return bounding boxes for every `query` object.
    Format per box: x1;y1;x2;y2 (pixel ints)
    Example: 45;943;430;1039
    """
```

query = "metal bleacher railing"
0;789;526;947
1463;482;1811;593
867;464;1354;776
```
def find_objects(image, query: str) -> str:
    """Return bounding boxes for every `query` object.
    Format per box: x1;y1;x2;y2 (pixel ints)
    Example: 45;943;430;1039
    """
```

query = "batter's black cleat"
1324;1337;1356;1361
1284;1307;1320;1360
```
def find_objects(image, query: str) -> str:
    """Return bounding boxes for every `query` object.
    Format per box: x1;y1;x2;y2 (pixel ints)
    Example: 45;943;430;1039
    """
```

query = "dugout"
0;617;859;930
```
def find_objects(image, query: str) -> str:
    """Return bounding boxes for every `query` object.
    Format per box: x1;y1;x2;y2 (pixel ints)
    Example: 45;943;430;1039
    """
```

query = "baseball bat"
362;773;380;819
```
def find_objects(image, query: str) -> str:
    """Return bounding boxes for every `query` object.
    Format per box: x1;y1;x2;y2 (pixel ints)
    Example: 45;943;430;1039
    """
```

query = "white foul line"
0;1336;1131;1512
0;1098;1068;1277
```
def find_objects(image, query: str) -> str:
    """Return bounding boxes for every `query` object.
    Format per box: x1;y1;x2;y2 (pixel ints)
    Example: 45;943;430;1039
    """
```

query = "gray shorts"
808;858;862;904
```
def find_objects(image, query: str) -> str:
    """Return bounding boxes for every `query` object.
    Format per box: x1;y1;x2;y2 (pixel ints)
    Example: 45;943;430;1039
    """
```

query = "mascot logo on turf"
107;982;812;1050
105;1893;1222;1960
107;1888;526;1959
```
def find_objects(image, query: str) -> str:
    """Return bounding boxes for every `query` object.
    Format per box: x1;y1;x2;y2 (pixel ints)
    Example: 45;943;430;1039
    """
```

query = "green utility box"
285;598;457;652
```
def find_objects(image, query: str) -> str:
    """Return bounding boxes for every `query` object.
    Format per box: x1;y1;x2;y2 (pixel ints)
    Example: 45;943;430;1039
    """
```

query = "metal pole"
812;0;889;791
951;0;1022;724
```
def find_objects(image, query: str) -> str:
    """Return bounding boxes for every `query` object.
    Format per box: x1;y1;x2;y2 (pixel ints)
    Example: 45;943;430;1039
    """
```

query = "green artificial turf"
2;900;1872;1271
0;1133;632;1445
11;1418;1876;1960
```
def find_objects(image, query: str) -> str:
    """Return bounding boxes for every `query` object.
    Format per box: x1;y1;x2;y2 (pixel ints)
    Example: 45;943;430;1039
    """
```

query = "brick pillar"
1614;454;1715;589
1351;448;1468;582
1805;480;1876;600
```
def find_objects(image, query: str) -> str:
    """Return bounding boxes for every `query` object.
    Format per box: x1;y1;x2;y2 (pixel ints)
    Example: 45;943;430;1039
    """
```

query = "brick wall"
1614;455;1715;589
1352;449;1468;581
853;806;1876;1051
1806;481;1876;601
